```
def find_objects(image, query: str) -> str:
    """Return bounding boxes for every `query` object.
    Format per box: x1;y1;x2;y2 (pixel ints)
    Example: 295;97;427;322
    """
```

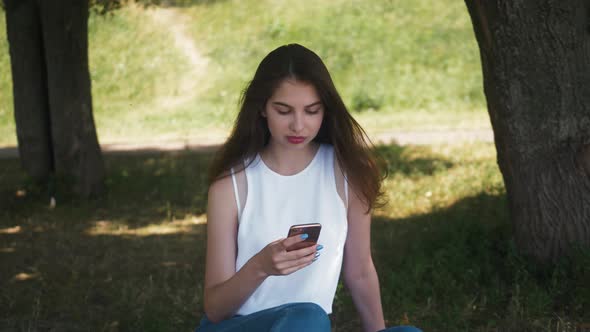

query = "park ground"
1;1;589;331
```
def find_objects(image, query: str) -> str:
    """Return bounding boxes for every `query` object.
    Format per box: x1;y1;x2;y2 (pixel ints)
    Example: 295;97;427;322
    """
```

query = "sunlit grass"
0;225;21;234
87;215;206;236
0;14;15;146
88;4;195;144
12;272;40;281
377;143;503;218
0;0;488;146
358;107;491;135
184;0;487;131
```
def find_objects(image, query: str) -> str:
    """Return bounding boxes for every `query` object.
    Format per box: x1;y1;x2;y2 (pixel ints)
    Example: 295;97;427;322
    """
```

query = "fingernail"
314;252;321;258
316;244;323;250
300;233;309;240
312;257;318;262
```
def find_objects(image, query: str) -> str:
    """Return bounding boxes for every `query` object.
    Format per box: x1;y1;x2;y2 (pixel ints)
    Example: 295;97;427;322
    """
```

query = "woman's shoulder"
209;164;247;192
208;173;233;197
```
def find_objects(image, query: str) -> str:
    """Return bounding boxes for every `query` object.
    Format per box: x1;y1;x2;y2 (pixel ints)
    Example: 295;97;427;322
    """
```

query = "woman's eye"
306;108;322;115
276;109;290;115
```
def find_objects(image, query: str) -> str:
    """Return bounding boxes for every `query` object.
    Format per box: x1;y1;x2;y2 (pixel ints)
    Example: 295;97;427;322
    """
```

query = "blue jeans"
196;302;422;332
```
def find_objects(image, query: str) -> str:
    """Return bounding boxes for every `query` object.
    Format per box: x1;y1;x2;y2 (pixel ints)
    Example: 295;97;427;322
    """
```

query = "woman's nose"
290;112;304;132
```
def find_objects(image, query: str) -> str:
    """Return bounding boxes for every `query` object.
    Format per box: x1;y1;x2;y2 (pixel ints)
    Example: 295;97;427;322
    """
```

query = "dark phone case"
286;223;321;252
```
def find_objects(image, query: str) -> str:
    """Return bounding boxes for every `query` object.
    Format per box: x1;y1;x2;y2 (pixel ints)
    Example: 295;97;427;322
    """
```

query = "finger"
269;238;285;246
266;238;286;253
276;250;318;271
268;245;315;270
280;255;318;275
281;233;310;249
284;243;320;260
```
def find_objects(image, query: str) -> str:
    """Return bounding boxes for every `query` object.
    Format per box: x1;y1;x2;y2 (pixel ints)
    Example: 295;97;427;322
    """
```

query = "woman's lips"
287;136;305;144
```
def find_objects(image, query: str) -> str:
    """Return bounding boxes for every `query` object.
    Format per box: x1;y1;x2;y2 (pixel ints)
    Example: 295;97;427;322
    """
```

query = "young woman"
198;44;422;332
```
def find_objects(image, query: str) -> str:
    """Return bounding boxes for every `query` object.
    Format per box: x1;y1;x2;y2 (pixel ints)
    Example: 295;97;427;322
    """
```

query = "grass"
0;13;15;144
87;5;193;142
2;1;586;330
0;0;489;147
1;142;588;331
0;150;211;331
184;0;488;131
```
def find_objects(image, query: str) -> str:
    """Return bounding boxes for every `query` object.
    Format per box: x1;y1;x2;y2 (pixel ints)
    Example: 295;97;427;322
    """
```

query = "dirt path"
0;8;495;159
145;7;209;109
373;128;493;145
0;129;494;159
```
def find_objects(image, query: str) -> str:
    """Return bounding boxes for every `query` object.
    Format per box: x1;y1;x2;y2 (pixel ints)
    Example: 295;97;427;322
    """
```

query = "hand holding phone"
286;223;322;252
250;223;322;277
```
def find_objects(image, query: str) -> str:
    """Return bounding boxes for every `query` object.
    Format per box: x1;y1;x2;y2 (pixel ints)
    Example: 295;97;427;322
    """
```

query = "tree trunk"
5;0;105;197
465;0;590;262
5;0;54;180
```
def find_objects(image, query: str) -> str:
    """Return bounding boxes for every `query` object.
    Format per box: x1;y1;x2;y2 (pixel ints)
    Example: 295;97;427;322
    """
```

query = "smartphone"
286;223;322;252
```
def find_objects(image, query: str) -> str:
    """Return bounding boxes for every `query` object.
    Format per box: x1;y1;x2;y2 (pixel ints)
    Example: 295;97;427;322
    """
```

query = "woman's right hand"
250;235;321;278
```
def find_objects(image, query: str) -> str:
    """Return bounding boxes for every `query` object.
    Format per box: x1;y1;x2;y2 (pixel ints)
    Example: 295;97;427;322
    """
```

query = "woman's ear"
261;110;267;118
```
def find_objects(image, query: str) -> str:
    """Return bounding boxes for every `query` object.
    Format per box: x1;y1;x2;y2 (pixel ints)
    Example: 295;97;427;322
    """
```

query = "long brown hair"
208;44;387;211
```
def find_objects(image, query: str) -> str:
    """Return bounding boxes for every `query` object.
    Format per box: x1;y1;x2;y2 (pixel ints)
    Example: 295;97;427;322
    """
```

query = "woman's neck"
260;141;320;176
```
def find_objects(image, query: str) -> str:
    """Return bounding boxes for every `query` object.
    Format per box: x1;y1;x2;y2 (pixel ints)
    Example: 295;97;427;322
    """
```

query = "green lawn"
2;2;587;331
0;12;14;144
1;142;588;331
0;0;489;147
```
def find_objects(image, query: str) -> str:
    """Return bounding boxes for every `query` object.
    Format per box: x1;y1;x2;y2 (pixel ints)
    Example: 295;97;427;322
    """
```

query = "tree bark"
5;0;105;197
5;0;54;180
465;0;590;262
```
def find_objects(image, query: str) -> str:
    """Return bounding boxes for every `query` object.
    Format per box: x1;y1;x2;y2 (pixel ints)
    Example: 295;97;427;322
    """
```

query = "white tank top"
232;143;348;315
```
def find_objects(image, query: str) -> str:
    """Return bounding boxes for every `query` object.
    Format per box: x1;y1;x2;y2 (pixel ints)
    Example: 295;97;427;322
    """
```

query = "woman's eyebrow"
271;101;293;108
305;101;322;108
271;101;322;108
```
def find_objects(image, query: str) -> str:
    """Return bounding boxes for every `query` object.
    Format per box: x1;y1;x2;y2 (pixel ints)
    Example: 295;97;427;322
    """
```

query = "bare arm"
342;188;386;332
203;176;261;322
203;176;319;323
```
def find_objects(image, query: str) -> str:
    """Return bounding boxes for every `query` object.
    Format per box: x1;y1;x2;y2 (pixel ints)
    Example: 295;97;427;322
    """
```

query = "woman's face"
262;79;324;150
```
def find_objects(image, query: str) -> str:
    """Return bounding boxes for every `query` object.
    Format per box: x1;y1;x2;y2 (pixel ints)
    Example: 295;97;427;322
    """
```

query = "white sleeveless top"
231;143;348;315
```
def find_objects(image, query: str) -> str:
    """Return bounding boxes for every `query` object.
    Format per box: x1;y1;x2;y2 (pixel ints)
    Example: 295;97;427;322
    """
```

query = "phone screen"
286;223;321;251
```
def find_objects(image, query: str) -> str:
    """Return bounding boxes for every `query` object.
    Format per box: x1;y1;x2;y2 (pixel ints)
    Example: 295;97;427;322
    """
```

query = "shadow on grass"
375;144;454;177
0;149;216;331
337;193;589;332
329;192;512;332
0;143;587;332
